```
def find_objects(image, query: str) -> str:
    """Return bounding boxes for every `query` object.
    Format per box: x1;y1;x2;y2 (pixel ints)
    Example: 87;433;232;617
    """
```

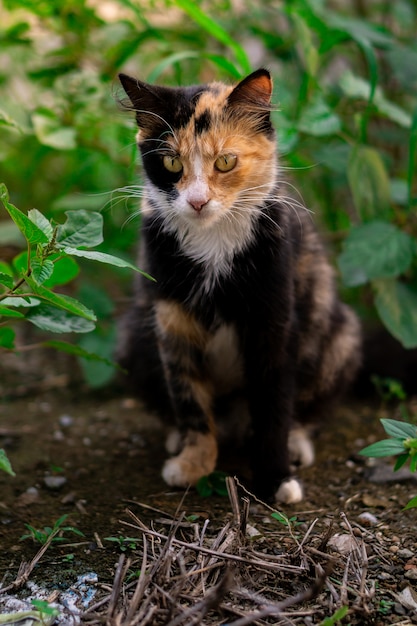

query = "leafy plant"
271;511;299;527
0;183;146;349
360;418;417;509
371;376;407;403
30;600;60;622
196;470;229;497
20;514;85;545
0;448;15;477
104;535;139;552
319;605;349;625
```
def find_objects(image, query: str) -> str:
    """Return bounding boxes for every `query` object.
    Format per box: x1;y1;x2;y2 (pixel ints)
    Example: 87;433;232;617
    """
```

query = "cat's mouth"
183;203;218;225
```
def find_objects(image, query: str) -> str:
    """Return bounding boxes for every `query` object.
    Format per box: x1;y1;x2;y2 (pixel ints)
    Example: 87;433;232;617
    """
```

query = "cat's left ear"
228;69;272;108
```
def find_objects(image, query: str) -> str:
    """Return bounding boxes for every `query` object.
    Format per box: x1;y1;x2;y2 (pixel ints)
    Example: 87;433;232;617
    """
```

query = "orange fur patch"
155;300;208;348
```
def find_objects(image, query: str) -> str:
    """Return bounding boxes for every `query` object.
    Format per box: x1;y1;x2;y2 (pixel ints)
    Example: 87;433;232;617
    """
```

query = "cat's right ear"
118;73;169;130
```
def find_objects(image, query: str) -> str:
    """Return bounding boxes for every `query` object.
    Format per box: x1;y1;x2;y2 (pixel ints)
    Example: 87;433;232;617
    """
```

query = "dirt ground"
1;351;417;625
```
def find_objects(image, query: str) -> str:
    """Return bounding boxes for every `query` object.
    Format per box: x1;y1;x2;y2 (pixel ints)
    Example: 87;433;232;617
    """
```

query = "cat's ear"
118;73;171;130
228;69;272;108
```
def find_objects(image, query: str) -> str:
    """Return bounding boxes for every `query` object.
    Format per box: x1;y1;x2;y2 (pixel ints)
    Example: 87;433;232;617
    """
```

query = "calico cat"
117;68;362;504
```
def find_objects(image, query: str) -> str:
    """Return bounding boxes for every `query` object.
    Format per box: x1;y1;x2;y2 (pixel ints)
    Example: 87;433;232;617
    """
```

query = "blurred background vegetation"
1;0;416;387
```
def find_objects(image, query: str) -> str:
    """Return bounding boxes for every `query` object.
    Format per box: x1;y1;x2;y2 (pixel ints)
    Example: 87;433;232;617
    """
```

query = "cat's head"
119;69;277;238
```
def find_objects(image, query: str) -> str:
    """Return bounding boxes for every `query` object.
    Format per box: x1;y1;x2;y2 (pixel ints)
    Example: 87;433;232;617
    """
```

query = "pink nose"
189;198;209;213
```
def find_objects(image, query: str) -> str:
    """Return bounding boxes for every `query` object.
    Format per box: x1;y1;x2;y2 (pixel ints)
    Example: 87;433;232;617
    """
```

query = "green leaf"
347;146;391;221
31;258;54;285
0;184;49;245
0;327;16;349
338;221;416;286
0;449;15;477
271;511;290;526
209;470;229;496
147;51;241;83
43;256;80;288
298;95;341;136
374;279;417;349
407;105;417;212
26;304;96;334
0;262;13;277
322;13;393;47
381;419;417;439
0;272;14;289
0;306;25;319
28;209;54;240
78;326;118;387
0;296;41;307
26;277;96;321
56;210;104;248
43;339;119;367
360;438;407;457
319;605;349;626
0;108;26;133
339;71;412;128
173;0;251;75
64;247;154;279
394;453;409;471
196;475;213;498
404;495;417;510
32;110;76;150
410;454;417;473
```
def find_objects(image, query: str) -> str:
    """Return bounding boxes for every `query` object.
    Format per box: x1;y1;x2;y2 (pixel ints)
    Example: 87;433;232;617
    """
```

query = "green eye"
163;155;183;173
215;154;237;172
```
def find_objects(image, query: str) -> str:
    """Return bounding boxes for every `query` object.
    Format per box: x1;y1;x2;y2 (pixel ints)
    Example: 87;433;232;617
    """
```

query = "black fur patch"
194;110;211;135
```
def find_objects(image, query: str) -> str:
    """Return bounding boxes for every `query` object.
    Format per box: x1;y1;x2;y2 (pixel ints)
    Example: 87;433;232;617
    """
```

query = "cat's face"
119;70;277;234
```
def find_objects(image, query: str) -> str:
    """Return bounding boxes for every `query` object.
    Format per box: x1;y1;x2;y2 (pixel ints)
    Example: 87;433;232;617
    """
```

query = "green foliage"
360;418;417;508
196;470;229;497
271;511;298;527
318;605;349;626
0;448;15;476
30;600;60;621
20;514;85;545
0;0;416;362
105;535;139;552
0;183;143;345
371;376;407;403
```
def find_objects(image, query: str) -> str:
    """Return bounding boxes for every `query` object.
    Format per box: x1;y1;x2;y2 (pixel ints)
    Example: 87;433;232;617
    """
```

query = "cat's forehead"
194;82;234;120
166;83;236;153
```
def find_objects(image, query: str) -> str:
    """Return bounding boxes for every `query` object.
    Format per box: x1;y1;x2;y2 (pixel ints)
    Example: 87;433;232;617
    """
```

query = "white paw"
165;429;182;454
162;457;191;487
275;478;303;504
161;431;218;488
288;427;315;469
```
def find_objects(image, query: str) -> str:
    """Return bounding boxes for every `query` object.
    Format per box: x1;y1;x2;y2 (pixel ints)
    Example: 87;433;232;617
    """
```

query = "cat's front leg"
246;350;303;505
155;300;218;488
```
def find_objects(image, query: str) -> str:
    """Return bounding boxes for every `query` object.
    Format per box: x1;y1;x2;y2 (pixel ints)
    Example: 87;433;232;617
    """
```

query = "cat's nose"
188;198;209;213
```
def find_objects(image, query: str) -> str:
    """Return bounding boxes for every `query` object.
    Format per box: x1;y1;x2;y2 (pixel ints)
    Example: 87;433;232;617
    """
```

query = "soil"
1;350;417;625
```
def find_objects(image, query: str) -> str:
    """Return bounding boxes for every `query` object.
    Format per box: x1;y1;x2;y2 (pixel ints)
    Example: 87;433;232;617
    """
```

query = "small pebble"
59;414;73;427
121;397;137;409
358;512;378;526
44;476;67;490
398;548;414;559
405;569;417;580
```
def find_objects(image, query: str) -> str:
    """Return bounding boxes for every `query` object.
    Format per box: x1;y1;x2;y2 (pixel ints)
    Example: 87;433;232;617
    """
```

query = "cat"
117;68;362;504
